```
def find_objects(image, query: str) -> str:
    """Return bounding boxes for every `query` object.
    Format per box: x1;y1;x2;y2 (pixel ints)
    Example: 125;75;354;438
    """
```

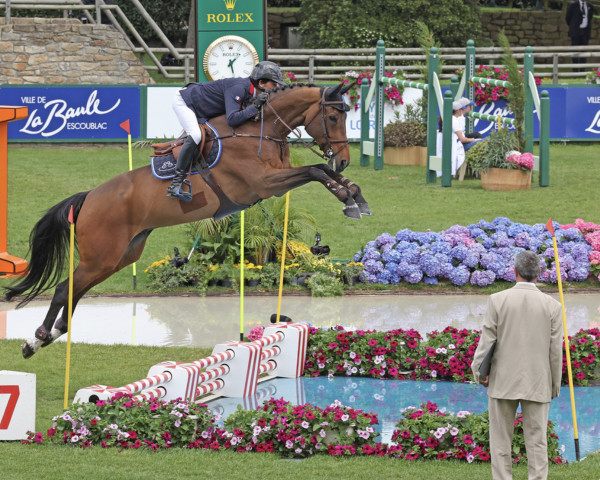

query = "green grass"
0;339;598;480
1;142;599;295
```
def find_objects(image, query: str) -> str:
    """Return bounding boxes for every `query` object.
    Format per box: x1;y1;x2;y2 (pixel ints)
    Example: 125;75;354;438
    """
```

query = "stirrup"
167;178;193;202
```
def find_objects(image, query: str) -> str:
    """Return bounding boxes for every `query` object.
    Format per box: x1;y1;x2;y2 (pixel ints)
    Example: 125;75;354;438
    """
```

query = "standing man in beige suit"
471;250;563;480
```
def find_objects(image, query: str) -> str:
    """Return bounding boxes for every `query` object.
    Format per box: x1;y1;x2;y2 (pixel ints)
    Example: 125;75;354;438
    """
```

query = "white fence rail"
142;45;600;84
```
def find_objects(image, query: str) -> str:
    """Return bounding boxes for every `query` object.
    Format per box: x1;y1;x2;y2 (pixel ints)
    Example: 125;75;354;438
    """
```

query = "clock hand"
228;58;237;75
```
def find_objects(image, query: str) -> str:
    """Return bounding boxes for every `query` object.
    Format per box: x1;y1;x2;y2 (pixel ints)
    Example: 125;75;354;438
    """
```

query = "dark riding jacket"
179;77;258;127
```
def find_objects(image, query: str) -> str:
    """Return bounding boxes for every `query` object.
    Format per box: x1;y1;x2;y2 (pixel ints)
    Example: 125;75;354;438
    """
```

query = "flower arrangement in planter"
23;395;566;465
354;217;595;287
340;69;404;111
391;402;564;464
305;325;600;386
223;398;380;457
382;102;427;166
25;391;214;450
465;126;533;188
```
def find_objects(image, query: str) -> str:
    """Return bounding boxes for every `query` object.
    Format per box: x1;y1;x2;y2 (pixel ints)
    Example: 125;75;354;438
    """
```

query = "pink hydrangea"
248;325;264;342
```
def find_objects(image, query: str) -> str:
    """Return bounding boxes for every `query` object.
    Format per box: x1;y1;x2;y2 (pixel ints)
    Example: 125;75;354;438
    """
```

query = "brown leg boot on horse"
166;136;196;202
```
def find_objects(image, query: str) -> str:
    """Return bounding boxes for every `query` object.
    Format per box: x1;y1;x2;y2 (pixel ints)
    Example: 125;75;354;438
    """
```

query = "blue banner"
452;86;600;140
1;86;141;140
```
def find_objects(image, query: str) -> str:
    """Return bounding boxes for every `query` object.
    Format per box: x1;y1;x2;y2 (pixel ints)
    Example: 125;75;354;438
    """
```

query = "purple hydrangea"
395;229;413;242
449;266;470;286
470;270;496;286
363;259;383;274
356;218;593;287
450;245;468;261
419;253;442;277
404;265;423;284
396;261;411;277
514;232;532;248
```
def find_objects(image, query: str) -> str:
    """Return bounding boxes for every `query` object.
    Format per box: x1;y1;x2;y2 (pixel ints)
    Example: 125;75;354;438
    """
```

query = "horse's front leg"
312;164;371;216
261;165;362;219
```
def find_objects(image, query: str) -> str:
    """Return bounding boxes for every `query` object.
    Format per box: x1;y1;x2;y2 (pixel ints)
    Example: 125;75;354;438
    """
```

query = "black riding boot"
167;136;197;202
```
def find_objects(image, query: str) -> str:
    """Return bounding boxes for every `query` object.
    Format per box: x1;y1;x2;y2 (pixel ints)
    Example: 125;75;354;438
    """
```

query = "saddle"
150;123;245;220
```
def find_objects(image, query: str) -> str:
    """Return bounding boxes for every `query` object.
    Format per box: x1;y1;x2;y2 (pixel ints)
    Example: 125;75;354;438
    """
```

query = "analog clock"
203;35;259;81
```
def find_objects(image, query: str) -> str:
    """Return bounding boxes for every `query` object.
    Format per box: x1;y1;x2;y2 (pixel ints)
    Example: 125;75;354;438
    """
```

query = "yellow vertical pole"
547;218;580;461
240;211;245;341
63;205;75;409
276;192;290;323
120;119;136;288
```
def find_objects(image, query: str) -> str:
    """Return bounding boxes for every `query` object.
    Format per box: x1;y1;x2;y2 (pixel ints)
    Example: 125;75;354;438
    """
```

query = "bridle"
264;87;350;163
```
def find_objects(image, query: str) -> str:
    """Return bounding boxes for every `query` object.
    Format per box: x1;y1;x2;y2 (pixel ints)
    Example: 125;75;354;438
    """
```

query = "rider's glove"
253;92;268;108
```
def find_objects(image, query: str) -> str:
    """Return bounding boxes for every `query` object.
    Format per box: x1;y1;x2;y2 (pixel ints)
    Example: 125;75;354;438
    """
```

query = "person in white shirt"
456;97;483;152
436;101;465;177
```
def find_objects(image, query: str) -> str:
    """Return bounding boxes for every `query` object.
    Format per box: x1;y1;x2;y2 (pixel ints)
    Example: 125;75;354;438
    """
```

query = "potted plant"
382;103;428;166
466;127;533;190
244;266;262;287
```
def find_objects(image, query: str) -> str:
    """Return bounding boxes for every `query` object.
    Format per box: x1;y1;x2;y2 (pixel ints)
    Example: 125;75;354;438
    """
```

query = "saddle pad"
151;122;222;180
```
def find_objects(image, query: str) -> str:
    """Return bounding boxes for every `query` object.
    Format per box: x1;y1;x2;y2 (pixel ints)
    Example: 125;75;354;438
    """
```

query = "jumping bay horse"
5;82;370;358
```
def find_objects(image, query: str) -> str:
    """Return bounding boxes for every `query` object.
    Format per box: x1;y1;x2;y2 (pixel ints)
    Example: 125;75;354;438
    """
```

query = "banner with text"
1;86;141;140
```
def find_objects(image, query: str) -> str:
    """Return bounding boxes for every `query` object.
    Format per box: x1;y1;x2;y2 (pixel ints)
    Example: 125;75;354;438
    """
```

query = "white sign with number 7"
0;371;36;440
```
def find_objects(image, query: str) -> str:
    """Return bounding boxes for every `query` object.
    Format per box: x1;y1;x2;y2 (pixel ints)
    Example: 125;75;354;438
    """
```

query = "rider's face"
259;80;277;91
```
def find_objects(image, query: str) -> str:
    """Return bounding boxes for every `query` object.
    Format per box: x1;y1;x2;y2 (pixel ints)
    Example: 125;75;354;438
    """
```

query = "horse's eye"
328;115;338;123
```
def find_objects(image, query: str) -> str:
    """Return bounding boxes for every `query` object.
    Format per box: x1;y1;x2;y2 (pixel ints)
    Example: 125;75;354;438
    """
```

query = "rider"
167;60;286;201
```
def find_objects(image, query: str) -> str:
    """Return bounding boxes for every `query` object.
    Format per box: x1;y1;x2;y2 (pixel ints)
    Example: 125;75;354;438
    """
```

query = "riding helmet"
250;61;286;87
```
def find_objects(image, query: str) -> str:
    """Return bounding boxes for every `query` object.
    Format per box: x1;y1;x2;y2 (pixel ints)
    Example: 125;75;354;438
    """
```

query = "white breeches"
172;91;203;144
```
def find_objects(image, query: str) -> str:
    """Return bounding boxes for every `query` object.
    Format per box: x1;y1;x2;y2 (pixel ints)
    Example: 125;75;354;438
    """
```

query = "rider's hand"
253;92;268;108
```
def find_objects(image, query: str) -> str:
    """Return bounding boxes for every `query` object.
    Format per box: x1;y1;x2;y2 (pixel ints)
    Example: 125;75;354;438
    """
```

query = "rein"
204;87;349;163
265;87;350;162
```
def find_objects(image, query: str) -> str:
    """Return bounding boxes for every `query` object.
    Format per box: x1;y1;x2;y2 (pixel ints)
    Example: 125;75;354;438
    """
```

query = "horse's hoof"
343;205;362;219
22;341;35;359
357;202;372;216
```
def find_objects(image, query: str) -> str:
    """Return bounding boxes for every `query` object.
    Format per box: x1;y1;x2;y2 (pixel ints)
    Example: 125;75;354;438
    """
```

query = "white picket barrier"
73;322;310;405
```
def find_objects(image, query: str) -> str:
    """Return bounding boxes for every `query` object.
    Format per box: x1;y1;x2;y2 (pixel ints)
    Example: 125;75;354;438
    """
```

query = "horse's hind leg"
21;280;70;358
52;229;153;339
22;229;152;358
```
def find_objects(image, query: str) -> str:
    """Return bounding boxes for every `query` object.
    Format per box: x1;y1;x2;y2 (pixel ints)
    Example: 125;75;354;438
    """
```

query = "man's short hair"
514;251;540;282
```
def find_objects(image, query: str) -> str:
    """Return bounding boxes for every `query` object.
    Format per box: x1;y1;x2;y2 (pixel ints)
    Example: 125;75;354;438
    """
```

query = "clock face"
203;35;259;81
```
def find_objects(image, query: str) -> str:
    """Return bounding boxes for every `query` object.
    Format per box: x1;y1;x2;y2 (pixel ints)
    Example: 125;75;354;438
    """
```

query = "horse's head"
303;82;354;173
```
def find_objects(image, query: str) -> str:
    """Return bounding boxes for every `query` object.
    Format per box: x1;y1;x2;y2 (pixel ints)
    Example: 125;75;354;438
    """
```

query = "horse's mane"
270;82;319;94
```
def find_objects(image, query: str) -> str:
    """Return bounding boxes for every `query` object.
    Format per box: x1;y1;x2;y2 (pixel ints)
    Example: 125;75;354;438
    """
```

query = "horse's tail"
4;191;90;307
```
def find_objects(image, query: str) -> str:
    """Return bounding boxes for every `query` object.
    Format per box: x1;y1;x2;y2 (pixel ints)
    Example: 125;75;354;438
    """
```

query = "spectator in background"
457;97;483;149
471;250;563;480
435;101;466;178
453;98;482;152
566;0;595;68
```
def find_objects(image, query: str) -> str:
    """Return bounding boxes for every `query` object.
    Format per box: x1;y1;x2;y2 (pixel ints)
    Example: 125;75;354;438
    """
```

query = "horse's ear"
340;81;356;96
328;82;344;97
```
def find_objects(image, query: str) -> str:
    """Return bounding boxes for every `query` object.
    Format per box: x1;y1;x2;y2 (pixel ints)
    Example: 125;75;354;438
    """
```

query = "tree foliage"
497;29;526;152
114;0;191;47
298;0;482;49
